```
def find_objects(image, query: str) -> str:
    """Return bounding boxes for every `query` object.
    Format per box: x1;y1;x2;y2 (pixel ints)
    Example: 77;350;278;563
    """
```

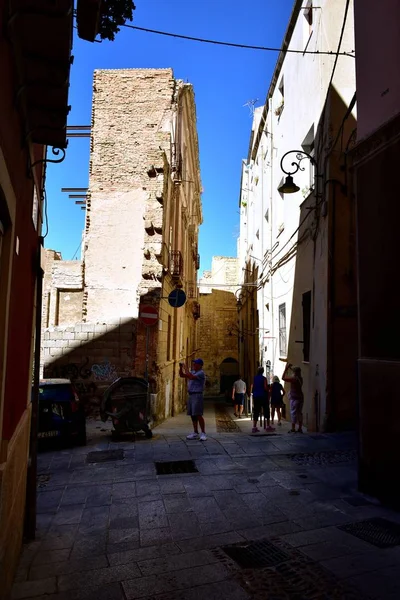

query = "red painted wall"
0;3;43;440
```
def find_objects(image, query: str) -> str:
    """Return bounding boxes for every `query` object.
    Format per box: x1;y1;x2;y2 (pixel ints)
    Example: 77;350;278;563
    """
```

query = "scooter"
100;376;153;439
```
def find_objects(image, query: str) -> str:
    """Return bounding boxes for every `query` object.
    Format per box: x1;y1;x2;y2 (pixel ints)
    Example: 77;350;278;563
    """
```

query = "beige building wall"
198;257;240;396
41;69;202;422
199;256;239;294
199;290;239;396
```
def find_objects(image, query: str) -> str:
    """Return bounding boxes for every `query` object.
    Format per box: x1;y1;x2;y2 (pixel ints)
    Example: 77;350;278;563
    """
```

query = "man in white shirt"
232;376;246;418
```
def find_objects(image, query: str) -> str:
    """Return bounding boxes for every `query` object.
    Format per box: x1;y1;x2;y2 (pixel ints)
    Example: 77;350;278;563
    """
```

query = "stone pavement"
11;398;400;600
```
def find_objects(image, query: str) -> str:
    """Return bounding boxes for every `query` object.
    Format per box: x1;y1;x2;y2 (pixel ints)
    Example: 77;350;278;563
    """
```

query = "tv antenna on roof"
243;99;258;117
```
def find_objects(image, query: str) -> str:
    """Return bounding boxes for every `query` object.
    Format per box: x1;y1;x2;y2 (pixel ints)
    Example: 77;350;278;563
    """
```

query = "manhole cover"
338;518;400;548
222;539;290;569
289;449;357;466
86;450;124;463
155;460;198;475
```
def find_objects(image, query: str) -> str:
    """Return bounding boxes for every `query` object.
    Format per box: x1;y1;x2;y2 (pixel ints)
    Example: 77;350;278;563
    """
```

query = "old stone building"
41;68;202;422
198;257;240;396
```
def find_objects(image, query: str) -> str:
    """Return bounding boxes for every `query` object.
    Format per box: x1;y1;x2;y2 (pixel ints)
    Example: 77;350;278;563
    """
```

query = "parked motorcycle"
100;377;153;439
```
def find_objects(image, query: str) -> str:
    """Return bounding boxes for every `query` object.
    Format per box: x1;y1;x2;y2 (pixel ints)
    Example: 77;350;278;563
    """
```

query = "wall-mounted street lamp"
278;150;321;195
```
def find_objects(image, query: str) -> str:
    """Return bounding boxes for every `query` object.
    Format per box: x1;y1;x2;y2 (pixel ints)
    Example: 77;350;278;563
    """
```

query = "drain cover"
289;449;357;466
86;450;124;463
339;518;400;548
155;460;198;475
222;539;290;569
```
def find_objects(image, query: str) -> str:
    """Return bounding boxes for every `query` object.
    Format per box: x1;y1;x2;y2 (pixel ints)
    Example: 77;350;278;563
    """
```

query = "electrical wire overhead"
123;24;355;57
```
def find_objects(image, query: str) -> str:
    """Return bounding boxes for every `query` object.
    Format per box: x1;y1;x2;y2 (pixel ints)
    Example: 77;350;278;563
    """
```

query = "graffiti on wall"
49;357;119;383
91;360;118;381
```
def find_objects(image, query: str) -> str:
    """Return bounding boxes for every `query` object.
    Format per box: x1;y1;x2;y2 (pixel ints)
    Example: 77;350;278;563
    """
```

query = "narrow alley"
12;399;400;600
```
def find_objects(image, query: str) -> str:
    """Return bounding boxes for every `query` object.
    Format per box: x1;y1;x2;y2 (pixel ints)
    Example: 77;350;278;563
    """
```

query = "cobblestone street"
12;399;400;600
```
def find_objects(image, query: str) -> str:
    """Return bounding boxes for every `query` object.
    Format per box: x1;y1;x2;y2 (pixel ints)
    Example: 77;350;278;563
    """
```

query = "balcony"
170;142;182;181
169;250;183;283
187;282;198;299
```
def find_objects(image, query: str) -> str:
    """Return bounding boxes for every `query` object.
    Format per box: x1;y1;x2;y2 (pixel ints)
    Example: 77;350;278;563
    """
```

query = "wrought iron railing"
170;250;183;278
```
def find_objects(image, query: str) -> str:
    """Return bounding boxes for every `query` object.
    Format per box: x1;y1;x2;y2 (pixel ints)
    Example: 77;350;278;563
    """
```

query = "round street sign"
168;289;186;308
139;304;158;326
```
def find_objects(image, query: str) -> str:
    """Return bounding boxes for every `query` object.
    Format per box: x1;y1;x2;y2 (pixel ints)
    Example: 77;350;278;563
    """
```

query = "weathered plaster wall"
84;69;178;321
41;70;202;425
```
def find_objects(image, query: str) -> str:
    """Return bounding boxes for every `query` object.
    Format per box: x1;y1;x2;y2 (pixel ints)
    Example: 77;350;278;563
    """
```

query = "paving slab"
12;398;399;600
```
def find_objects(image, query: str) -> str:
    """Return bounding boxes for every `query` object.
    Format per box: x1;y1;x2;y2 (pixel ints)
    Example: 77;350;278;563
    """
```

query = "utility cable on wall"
122;23;355;57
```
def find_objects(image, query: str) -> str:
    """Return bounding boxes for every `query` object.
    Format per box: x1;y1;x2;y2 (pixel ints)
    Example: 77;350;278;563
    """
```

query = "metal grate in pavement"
289;449;357;466
222;539;290;569
214;402;241;433
155;459;198;475
86;449;124;463
339;517;400;548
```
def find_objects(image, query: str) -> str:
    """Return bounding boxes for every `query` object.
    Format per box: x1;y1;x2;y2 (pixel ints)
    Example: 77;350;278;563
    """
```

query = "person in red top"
282;363;304;433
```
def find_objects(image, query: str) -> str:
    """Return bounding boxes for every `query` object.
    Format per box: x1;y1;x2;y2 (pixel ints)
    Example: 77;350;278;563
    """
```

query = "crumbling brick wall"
84;68;183;321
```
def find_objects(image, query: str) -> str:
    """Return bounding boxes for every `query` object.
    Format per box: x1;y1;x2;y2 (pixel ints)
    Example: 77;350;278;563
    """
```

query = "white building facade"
238;0;357;431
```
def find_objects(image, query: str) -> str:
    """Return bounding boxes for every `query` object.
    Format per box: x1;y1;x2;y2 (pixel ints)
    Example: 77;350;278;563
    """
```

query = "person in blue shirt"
179;358;207;441
250;366;275;433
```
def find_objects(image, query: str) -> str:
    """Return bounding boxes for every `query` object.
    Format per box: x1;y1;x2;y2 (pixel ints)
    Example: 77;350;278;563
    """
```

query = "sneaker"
186;432;199;440
278;422;282;426
265;425;276;432
251;427;260;433
200;432;207;441
233;412;238;417
238;414;242;419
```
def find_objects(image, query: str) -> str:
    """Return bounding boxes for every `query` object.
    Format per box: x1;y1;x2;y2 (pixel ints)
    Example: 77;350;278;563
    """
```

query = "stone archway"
219;357;239;397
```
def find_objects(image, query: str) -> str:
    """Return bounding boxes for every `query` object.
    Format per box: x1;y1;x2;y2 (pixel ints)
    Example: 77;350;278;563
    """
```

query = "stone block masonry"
41;320;137;414
40;68;202;427
84;69;183;322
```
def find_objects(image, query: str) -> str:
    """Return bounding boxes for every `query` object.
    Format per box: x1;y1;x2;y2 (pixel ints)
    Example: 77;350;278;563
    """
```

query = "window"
302;291;311;362
279;303;287;356
302;125;315;192
303;1;313;51
167;315;172;361
275;76;284;118
304;1;313;31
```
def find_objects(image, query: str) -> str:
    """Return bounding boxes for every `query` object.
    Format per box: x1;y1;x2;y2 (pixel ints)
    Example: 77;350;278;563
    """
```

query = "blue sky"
45;0;294;273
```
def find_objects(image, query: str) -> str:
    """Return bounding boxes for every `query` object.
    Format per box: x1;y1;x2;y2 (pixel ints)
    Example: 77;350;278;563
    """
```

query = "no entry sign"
139;304;158;327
